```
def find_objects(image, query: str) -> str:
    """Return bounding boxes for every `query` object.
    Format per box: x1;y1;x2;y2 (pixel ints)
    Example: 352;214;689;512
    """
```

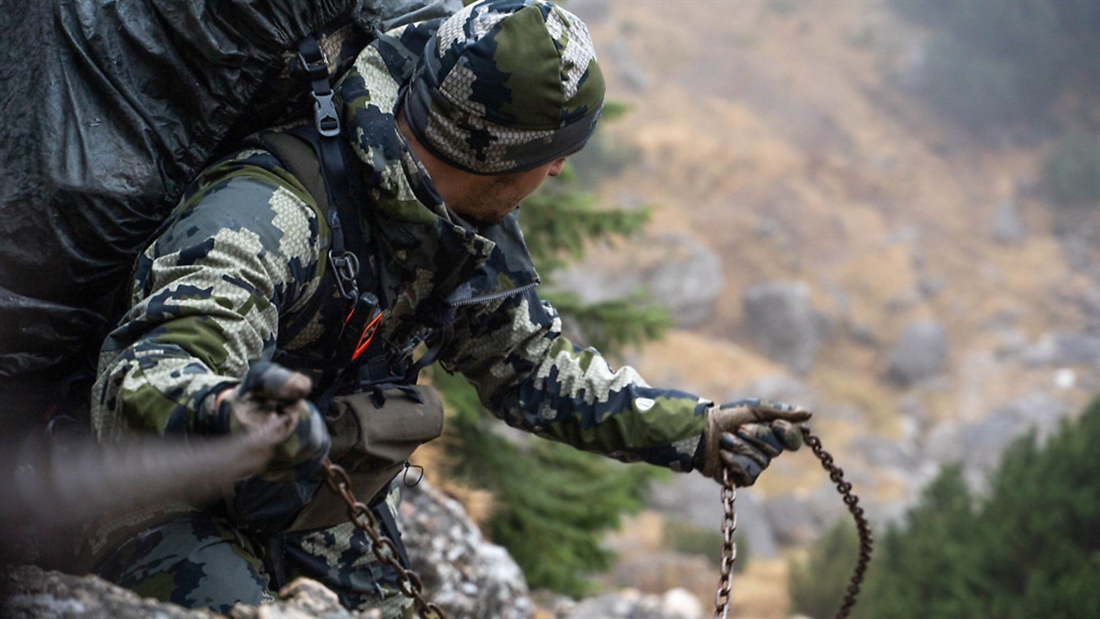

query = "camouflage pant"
94;511;414;617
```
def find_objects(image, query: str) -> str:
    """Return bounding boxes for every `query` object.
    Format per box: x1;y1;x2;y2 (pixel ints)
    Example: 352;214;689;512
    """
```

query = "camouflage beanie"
403;0;605;174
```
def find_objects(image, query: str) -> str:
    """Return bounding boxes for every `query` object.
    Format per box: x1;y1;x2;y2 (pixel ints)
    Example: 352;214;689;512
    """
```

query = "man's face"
446;158;566;225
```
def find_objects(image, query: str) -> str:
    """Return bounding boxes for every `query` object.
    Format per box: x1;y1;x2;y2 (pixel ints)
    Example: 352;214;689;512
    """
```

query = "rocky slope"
2;481;531;619
2;479;704;619
560;0;1098;614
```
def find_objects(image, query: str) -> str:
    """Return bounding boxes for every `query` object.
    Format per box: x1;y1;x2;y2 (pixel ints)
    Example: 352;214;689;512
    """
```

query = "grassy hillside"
581;0;1097;451
565;2;1098;613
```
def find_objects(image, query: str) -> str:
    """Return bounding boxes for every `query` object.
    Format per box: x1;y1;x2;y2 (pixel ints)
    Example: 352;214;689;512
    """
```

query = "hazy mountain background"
536;1;1100;614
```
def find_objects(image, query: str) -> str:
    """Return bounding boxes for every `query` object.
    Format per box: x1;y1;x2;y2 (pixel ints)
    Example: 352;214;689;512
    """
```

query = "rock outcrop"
400;480;533;618
2;479;533;619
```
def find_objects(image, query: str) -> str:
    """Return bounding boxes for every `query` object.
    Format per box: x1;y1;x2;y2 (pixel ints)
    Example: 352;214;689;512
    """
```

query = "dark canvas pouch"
287;385;444;532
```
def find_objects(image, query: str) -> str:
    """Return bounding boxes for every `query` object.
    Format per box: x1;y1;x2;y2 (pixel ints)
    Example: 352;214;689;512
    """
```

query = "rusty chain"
714;465;738;619
320;457;446;619
802;427;874;619
713;425;874;619
322;426;870;619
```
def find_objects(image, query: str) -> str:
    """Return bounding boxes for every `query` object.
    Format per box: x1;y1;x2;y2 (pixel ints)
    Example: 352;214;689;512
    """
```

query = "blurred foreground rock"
2;479;532;619
0;475;710;619
0;565;380;619
3;565;211;619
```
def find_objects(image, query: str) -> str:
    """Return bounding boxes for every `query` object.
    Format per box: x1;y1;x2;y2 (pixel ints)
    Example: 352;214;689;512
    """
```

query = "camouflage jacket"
91;21;711;523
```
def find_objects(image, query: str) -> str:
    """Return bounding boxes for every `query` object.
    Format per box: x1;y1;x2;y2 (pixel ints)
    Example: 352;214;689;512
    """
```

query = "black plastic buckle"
296;44;340;137
328;249;360;299
312;91;340;137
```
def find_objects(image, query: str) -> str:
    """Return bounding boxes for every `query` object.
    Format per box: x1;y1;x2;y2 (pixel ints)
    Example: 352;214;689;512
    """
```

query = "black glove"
696;398;812;486
207;362;330;480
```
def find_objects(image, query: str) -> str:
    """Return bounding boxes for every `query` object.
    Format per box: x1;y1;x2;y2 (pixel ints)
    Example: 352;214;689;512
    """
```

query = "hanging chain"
322;427;871;619
801;427;874;619
320;457;447;619
713;426;874;619
714;466;737;619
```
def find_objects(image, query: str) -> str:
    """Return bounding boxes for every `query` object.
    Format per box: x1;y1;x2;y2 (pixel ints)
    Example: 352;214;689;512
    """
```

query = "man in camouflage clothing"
88;0;811;614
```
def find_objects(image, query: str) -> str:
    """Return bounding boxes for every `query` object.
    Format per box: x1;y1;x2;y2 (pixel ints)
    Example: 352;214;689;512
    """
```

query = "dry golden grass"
624;329;785;400
729;558;793;619
603;510;792;616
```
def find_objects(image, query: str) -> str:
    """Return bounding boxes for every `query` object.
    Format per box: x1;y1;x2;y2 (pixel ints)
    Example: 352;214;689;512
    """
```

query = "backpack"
0;0;461;431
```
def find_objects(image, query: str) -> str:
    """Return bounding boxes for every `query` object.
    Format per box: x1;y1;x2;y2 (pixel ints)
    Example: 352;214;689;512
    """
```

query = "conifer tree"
828;397;1100;619
856;465;991;619
978;398;1100;619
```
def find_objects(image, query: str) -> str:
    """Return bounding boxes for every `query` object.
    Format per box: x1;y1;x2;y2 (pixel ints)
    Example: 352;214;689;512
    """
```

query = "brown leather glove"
697;398;812;486
206;362;330;478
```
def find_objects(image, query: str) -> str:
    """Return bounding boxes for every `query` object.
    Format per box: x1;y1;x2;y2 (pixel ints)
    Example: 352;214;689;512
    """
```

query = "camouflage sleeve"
442;288;711;472
91;162;326;442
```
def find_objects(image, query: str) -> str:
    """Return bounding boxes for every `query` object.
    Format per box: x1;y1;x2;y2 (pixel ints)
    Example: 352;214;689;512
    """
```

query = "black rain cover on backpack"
0;0;459;396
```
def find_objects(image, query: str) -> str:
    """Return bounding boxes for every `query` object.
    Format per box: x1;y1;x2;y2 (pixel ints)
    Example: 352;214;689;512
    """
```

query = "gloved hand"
696;398;812;486
208;362;330;478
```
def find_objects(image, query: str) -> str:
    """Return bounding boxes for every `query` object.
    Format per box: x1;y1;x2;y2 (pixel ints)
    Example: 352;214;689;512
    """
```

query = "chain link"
320;457;446;619
713;466;737;619
713;426;874;619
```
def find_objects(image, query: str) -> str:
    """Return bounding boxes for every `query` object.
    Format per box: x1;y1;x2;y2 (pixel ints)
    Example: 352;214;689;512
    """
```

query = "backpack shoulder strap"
254;130;332;217
253;127;381;401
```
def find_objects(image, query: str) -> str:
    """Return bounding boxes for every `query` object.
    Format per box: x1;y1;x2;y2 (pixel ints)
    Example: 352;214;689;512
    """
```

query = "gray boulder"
742;281;821;375
887;320;950;385
736;488;779;559
1019;330;1100;370
646;241;723;327
849;434;919;471
553;234;723;328
566;0;611;23
646;477;779;559
646;472;722;531
607;40;649;93
921;392;1071;493
1053;330;1100;369
922;419;966;465
961;393;1069;483
2;565;212;619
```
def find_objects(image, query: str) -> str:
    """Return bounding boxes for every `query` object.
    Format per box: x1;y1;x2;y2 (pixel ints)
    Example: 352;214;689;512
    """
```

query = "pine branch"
519;180;650;274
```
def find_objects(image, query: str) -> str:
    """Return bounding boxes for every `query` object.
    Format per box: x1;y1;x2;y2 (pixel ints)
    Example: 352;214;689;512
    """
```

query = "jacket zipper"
447;281;539;308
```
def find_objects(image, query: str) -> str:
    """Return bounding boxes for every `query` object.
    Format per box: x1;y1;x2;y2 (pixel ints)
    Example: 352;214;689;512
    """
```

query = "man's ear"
548;158;567;177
